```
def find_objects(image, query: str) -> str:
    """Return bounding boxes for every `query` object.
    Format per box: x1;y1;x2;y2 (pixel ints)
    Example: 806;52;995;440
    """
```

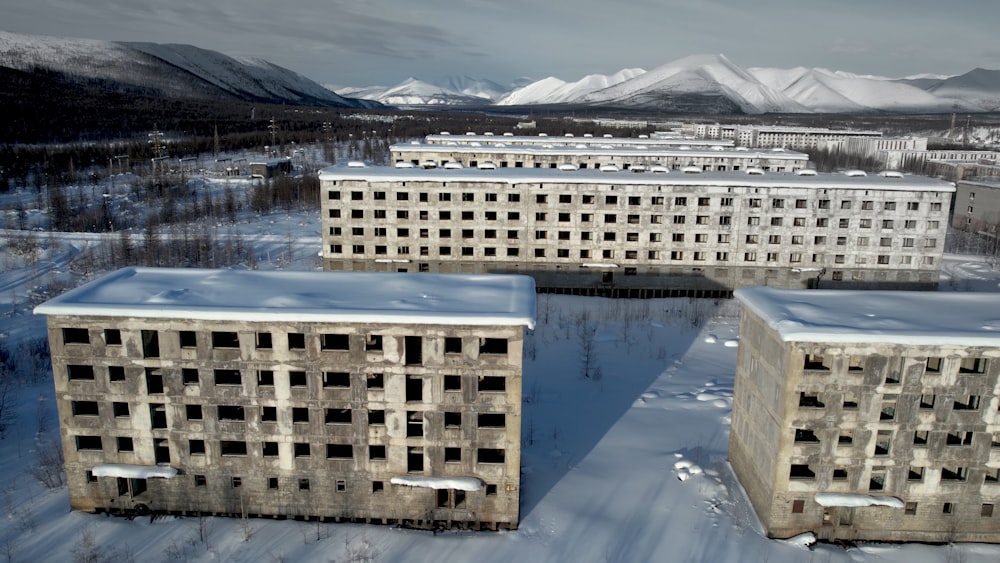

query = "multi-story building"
423;132;735;149
35;267;536;530
390;142;808;174
730;287;1000;543
320;165;953;296
683;123;884;151
953;179;1000;230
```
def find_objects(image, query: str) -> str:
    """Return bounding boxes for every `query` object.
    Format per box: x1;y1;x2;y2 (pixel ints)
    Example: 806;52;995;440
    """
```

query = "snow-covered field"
1;176;1000;561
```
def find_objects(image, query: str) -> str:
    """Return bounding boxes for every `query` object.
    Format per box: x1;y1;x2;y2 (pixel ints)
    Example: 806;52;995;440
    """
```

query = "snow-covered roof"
814;493;904;509
424;134;734;148
319;165;954;193
34;268;537;329
735;287;1000;346
390;475;483;491
391;142;809;160
91;464;178;479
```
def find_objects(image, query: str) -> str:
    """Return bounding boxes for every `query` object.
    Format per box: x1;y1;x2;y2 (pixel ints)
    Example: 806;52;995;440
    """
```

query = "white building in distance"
319;165;953;296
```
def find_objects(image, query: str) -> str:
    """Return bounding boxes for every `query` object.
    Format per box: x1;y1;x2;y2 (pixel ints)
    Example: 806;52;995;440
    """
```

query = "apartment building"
423;132;734;149
953;179;1000;229
319;165;953;296
730;287;1000;543
683;124;884;151
35;267;536;530
390;142;808;174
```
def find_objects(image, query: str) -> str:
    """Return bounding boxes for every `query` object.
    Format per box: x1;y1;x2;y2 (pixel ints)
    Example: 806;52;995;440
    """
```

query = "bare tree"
28;438;65;489
577;312;599;380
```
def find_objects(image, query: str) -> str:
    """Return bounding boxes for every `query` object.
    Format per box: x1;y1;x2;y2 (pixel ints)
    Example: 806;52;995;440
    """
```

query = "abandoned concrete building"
953;179;1000;229
319;165;953;296
681;123;884;151
423;132;735;150
35;267;536;530
730;287;1000;543
390;142;809;174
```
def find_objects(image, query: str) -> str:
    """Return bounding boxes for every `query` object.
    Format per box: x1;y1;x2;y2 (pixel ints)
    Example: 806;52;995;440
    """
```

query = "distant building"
320;165;953;296
249;158;293;179
731;287;1000;543
36;268;535;530
390;142;809;174
953;179;1000;230
423;132;734;150
684;123;883;151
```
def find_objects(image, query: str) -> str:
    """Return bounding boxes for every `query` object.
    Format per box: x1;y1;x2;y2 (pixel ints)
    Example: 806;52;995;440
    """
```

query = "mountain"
0;30;374;108
495;68;646;106
333;76;513;106
336;77;499;106
925;68;1000;111
579;55;800;113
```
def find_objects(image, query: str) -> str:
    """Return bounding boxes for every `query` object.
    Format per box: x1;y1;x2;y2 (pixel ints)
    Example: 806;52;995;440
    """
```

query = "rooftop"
391;142;808;160
319;165;954;193
425;134;734;147
734;286;1000;346
34;268;537;329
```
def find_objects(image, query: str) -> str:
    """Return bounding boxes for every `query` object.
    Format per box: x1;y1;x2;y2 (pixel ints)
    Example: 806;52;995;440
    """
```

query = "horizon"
3;0;997;87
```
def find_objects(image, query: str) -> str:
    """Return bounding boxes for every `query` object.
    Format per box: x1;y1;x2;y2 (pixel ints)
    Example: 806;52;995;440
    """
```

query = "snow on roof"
319;165;953;193
390;142;809;160
390;475;483;491
814;493;904;509
92;464;178;479
735;287;1000;346
34;268;537;330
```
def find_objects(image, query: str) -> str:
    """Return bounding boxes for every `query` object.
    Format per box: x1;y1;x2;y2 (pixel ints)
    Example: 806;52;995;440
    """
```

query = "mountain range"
336;54;1000;114
0;31;374;108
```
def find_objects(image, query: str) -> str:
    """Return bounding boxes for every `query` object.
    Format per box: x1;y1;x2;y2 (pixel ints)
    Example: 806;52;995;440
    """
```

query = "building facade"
390;143;808;174
730;287;1000;543
319;165;953;296
954;180;1000;229
36;268;535;530
682;124;884;151
423;133;735;149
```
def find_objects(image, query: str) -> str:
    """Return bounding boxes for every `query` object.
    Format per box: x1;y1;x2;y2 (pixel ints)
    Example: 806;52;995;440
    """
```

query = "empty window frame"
323;371;350;388
211;331;239;349
321;333;350;351
62;328;90;345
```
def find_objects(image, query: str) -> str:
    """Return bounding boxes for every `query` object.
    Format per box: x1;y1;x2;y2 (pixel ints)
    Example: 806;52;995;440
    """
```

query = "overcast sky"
4;0;998;88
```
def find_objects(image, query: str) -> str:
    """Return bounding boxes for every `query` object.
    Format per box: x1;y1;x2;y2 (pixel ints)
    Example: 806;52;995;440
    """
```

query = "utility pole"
268;117;277;155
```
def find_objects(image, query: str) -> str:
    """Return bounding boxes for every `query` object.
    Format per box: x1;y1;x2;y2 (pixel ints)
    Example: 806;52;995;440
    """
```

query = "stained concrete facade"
37;268;534;530
954;180;1000;229
731;288;1000;543
683;124;883;150
319;166;953;296
424;133;735;149
390;143;808;174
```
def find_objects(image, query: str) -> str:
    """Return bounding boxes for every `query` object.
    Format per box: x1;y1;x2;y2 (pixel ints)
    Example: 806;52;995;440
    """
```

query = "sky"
3;0;999;88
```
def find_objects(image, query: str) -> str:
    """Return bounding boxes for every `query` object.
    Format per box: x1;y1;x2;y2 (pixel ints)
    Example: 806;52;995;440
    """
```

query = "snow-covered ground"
1;176;1000;561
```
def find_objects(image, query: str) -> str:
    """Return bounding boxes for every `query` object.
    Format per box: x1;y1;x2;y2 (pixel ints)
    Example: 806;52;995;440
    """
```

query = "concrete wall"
48;315;524;529
321;176;950;293
730;309;1000;542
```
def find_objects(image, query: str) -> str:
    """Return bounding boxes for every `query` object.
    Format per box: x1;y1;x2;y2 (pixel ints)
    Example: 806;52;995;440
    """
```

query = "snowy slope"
927;68;1000;111
0;30;372;108
433;75;508;100
333;77;501;105
495;68;646;106
581;54;803;113
749;66;976;113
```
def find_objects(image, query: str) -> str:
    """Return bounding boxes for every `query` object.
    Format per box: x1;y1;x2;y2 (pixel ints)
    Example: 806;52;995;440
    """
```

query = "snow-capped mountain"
335;77;498;106
0;31;374;108
495;68;646;106
579;55;800;113
925;69;1000;112
333;76;512;106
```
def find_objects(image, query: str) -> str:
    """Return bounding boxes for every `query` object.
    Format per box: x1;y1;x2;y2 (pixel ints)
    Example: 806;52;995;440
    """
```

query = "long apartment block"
319;165;954;296
390;142;808;173
35;267;536;530
731;287;1000;543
